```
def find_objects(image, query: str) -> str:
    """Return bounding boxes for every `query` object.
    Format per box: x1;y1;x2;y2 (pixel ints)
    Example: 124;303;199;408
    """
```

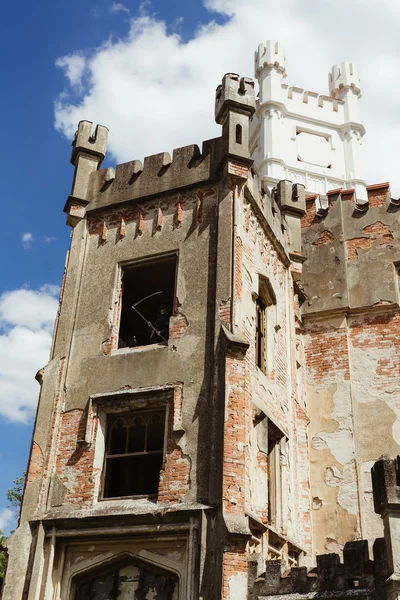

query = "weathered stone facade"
3;46;400;600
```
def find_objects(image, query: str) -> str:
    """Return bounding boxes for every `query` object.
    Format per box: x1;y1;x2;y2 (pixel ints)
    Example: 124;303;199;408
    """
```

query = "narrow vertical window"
236;124;242;144
255;275;276;374
255;298;265;370
267;420;284;527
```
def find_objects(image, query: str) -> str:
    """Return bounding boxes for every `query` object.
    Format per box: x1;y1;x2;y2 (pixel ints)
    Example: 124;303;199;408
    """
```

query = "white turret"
250;42;368;205
255;41;286;105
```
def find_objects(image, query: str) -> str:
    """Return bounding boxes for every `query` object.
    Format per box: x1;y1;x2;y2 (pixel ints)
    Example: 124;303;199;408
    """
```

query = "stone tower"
251;40;368;204
3;45;400;600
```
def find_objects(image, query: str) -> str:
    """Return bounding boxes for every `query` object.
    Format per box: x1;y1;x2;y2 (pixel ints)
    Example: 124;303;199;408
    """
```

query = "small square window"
118;255;177;349
103;408;166;499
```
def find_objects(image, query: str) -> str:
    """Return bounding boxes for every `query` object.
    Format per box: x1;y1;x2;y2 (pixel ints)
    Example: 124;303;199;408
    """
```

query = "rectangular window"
255;275;276;373
103;408;166;499
267;420;284;527
118;255;177;349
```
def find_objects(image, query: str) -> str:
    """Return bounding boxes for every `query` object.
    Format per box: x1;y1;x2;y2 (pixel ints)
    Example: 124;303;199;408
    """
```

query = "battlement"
215;73;256;124
255;40;286;78
300;182;400;315
71;120;108;166
329;61;362;98
252;539;387;599
86;139;223;212
282;83;344;117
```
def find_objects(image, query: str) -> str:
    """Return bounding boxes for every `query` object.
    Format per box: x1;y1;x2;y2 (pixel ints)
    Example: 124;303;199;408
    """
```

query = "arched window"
235;124;242;144
74;557;178;600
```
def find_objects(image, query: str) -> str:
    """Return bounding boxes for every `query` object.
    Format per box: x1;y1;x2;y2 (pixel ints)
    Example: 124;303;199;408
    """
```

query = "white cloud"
42;236;56;244
54;0;400;195
110;2;130;15
0;508;14;533
21;232;33;250
20;234;57;250
0;286;59;423
55;54;86;89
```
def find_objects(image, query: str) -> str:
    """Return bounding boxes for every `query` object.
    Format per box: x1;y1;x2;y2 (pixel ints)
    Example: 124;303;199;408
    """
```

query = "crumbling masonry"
3;41;400;599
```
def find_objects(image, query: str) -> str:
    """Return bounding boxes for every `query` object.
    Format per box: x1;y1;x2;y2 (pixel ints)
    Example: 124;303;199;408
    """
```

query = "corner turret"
329;62;361;100
64;120;109;226
329;61;367;203
215;73;255;174
255;40;286;104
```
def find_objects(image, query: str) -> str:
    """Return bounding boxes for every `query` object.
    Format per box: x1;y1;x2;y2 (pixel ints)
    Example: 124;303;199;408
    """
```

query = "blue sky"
0;0;399;532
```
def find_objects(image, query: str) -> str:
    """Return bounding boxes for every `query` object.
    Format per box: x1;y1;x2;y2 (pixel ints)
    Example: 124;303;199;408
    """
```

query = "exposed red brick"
176;200;183;227
312;230;334;246
169;313;189;340
219;300;231;326
101;221;107;244
222;540;247;600
197;191;203;221
346;237;372;260
27;442;44;484
119;216;126;239
301;199;316;229
157;207;163;231
138;211;144;234
362;221;393;245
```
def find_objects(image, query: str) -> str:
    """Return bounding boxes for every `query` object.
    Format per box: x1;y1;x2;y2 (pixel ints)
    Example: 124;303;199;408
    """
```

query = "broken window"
255;275;276;373
267;420;284;527
74;559;178;600
103;408;166;499
118;255;177;349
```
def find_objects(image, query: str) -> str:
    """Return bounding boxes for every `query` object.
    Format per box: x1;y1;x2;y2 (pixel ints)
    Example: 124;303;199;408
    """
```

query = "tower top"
71;120;108;166
255;40;286;79
329;61;361;98
215;73;255;124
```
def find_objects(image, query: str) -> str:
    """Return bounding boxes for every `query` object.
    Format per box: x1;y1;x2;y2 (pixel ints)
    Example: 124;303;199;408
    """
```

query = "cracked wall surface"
302;185;400;557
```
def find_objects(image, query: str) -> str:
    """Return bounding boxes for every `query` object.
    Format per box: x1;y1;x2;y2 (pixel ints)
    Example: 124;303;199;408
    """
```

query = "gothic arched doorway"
73;557;179;600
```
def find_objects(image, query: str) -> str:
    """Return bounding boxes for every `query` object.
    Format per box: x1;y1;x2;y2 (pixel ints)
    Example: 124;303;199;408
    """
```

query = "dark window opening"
255;298;265;370
118;255;176;349
267;420;284;526
236;124;242;144
104;409;166;498
75;558;178;600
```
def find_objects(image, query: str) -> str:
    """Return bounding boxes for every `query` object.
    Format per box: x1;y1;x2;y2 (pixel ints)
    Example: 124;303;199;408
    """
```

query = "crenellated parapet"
301;183;400;315
65;73;256;218
329;61;362;99
251;539;387;599
85;140;222;213
255;40;286;78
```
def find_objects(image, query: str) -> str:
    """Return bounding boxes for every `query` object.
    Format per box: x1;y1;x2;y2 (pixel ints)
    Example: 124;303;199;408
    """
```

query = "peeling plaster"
228;572;247;600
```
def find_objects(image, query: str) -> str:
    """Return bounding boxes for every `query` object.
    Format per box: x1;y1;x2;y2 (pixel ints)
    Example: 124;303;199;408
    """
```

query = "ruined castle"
4;41;400;599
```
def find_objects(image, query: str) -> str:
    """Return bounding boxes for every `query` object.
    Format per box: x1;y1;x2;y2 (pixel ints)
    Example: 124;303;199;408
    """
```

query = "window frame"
254;274;276;374
255;297;266;371
101;405;169;501
267;419;284;529
73;556;179;600
116;252;179;352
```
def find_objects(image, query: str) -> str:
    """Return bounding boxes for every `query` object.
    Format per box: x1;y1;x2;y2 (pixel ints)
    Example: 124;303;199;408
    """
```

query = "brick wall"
54;391;190;506
232;190;310;547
